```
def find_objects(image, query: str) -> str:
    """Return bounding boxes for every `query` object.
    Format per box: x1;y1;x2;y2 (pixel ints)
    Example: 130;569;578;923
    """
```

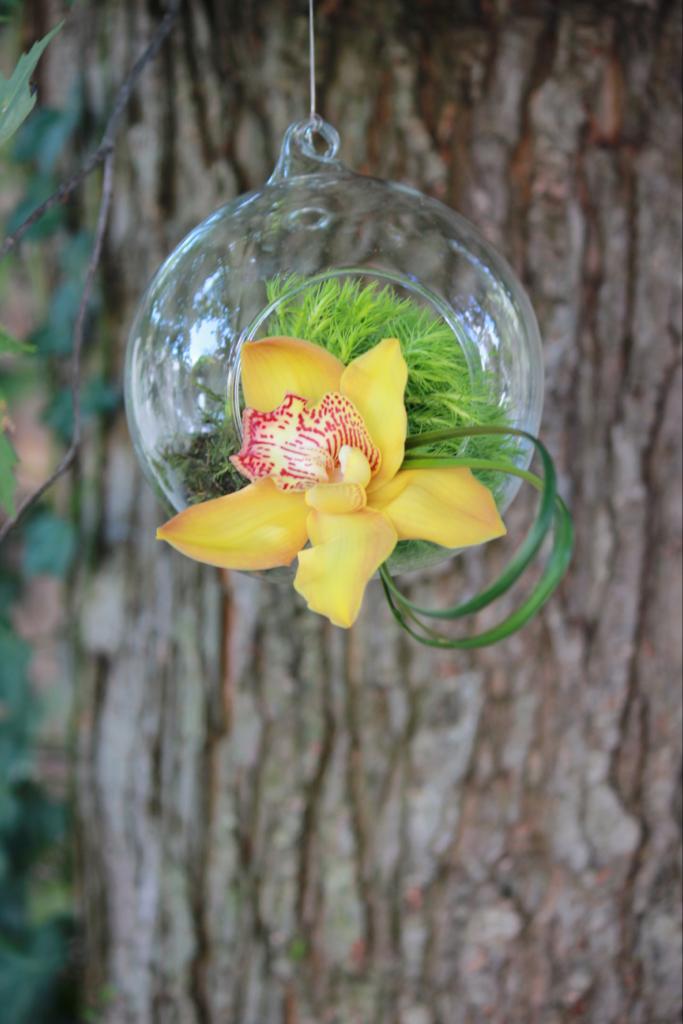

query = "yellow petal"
340;338;407;489
294;509;397;628
156;478;308;570
369;467;506;548
305;481;367;514
241;336;344;412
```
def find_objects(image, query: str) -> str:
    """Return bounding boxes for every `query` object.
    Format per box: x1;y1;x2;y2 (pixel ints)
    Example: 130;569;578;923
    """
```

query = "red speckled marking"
231;392;381;491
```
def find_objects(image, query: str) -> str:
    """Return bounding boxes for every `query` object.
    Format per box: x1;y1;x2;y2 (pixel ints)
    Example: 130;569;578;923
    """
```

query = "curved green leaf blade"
0;22;63;148
381;496;573;648
380;425;574;648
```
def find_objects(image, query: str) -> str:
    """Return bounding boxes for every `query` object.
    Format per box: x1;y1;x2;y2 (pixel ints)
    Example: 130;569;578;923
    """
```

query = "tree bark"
41;1;683;1021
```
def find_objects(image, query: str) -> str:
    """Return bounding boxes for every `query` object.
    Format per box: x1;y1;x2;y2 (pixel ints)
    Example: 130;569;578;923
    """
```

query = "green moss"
266;275;518;488
165;274;518;504
165;416;244;505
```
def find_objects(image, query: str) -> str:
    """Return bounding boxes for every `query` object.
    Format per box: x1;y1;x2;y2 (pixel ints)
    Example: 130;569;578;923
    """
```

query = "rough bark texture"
39;1;683;1021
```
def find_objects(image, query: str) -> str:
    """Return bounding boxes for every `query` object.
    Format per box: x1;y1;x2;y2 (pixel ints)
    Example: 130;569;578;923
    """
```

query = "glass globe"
125;116;543;576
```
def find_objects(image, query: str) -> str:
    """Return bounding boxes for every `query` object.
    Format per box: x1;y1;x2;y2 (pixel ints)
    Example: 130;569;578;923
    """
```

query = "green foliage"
0;0;22;22
169;275;518;504
0;22;62;148
32;280;84;355
6;171;64;239
265;276;517;483
0;26;75;517
382;427;574;648
43;376;120;444
0;24;85;1020
0;328;33;356
0;612;76;1024
0;421;18;516
0;332;34;516
6;97;82;243
0;918;74;1024
11;99;81;176
165;422;245;505
21;512;76;578
27;233;97;363
0;624;33;751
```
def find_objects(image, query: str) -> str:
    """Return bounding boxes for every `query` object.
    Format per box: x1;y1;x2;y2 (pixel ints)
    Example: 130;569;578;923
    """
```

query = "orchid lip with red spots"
231;391;381;491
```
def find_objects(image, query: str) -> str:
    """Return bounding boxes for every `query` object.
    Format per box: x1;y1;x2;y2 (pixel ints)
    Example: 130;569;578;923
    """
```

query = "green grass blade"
379;424;574;648
395;428;557;618
380;496;573;648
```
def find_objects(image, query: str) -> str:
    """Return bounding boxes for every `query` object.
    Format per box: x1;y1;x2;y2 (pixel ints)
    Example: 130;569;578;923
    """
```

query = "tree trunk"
43;1;683;1021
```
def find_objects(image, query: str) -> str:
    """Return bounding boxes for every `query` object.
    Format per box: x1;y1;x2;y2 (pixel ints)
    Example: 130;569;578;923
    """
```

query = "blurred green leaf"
0;23;63;148
6;173;65;239
0;919;70;1024
0;421;18;517
0;624;33;749
60;230;92;277
0;1;22;21
43;376;120;442
41;389;72;442
28;879;71;926
0;328;34;356
0;574;20;621
22;513;75;578
0;625;31;693
3;782;65;864
11;95;80;175
30;280;81;356
84;376;120;417
29;234;95;356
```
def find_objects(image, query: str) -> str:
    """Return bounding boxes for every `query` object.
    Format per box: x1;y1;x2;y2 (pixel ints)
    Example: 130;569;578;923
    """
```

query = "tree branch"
0;2;180;542
0;0;180;262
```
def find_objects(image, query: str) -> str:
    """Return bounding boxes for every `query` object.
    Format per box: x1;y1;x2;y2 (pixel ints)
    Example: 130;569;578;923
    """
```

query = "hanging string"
308;0;317;117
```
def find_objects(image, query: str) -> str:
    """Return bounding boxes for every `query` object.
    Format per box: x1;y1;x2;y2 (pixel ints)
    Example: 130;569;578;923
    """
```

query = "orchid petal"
156;479;308;570
340;337;407;489
241;336;344;412
231;391;380;490
338;446;371;487
294;509;397;628
369;467;506;548
232;394;332;490
305;482;367;514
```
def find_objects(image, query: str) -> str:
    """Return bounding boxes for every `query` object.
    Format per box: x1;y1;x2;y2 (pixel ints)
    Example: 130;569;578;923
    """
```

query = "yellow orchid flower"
157;336;506;628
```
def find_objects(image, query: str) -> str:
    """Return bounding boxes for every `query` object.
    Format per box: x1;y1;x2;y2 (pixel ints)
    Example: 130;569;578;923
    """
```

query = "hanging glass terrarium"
125;116;543;563
124;114;571;644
